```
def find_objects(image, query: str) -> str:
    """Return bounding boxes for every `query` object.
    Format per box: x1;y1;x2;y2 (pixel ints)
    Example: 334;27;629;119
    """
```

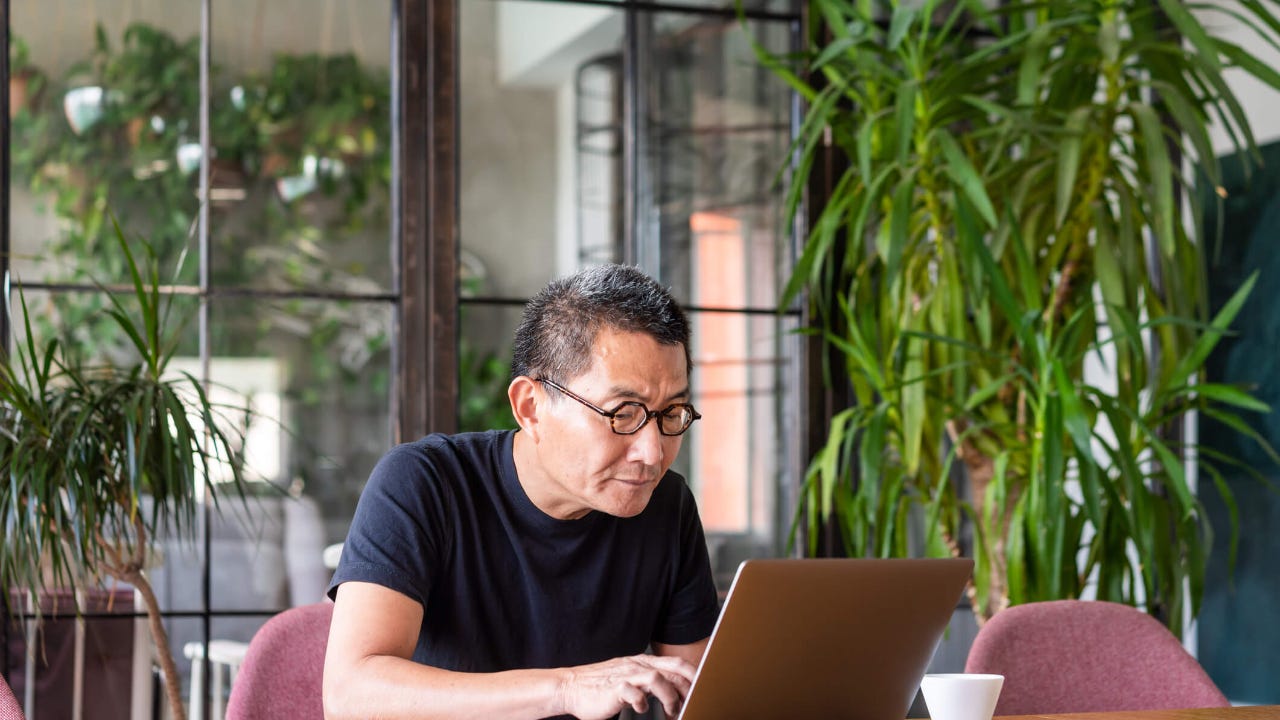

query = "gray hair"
511;264;691;382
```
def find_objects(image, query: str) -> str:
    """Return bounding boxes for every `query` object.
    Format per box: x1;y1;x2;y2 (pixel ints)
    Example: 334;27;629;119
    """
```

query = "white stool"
322;542;343;570
184;639;250;720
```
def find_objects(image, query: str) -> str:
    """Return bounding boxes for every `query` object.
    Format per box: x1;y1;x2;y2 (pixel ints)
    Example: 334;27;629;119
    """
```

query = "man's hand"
556;654;697;720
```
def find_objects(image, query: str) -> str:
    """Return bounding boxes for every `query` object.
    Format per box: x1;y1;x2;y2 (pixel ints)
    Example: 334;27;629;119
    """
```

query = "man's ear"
508;376;543;440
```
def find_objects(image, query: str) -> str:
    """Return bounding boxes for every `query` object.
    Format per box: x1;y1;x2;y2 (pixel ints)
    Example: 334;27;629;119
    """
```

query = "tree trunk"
98;523;187;720
127;568;186;720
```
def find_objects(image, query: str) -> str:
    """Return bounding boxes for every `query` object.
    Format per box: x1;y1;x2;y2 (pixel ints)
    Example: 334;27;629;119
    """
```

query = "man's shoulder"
370;430;512;485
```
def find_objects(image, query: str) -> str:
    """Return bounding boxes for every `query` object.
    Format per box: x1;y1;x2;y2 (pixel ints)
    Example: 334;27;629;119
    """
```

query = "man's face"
530;326;690;519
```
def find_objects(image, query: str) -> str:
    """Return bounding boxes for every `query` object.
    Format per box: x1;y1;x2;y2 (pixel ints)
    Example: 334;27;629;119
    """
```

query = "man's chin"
597;483;657;517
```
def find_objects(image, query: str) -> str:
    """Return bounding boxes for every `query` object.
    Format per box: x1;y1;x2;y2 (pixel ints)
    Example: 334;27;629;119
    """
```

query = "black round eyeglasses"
537;378;702;436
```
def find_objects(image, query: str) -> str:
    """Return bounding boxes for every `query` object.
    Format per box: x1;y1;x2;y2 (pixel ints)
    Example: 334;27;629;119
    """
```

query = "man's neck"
510;430;591;521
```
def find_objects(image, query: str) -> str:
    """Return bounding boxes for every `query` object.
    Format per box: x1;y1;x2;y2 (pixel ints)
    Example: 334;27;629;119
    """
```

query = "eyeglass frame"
536;377;702;436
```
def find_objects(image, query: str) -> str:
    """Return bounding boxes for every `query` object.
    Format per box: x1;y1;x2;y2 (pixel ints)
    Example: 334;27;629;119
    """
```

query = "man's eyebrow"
608;385;692;404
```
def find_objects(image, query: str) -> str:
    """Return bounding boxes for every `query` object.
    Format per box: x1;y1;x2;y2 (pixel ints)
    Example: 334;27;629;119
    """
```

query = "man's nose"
626;417;666;465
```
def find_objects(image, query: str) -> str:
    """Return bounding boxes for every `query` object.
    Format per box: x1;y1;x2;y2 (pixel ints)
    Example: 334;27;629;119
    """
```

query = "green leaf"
1167;272;1257;395
811;35;858;72
819;408;858;519
1053;360;1093;455
935;129;998;228
859;406;888;497
1155;0;1222;72
1201;407;1280;467
901;327;927;476
1130;102;1176;258
1055;107;1091;228
1016;24;1050;106
1217;37;1280;92
887;3;917;51
1150;79;1218;184
1195;383;1271;413
895;81;918;165
885;170;917;280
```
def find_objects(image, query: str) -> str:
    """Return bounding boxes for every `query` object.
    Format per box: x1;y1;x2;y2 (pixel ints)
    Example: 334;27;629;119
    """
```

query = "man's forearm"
324;654;565;720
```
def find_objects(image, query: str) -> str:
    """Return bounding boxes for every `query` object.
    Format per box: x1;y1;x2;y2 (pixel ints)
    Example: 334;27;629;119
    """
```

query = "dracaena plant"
755;0;1280;635
0;221;252;720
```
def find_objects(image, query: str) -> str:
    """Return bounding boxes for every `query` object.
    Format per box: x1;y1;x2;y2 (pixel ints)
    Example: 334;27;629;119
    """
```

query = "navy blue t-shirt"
328;430;720;674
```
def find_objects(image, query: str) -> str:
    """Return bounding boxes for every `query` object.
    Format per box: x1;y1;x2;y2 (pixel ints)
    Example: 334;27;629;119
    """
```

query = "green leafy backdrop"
756;0;1280;633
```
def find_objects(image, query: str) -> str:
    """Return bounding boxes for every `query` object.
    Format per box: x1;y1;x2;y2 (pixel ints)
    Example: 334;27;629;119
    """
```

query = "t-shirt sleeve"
327;442;453;606
653;480;721;646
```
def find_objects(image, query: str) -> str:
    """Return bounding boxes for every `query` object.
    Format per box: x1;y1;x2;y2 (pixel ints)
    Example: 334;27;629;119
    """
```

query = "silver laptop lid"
677;557;973;720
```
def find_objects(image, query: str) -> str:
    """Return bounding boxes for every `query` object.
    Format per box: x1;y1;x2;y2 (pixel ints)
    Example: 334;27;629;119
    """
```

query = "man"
324;264;720;720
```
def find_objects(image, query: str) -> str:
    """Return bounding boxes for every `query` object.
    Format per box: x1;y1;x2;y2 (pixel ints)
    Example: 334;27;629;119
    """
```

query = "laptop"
676;557;973;720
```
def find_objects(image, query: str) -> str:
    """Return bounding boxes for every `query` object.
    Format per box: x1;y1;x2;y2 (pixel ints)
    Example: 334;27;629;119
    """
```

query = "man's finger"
644;674;685;717
618;682;649;714
634;653;697;681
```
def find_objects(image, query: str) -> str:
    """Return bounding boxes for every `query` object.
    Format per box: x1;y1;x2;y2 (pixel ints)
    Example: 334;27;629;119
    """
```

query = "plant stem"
98;516;187;720
128;566;187;720
1046;60;1120;331
947;419;1012;623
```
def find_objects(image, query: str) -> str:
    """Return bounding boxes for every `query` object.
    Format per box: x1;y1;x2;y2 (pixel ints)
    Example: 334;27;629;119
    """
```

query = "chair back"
0;672;25;720
965;599;1229;715
225;602;334;720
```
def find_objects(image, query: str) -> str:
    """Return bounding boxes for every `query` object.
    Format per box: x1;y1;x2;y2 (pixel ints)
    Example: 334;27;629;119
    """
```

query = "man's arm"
652;638;709;669
323;581;699;720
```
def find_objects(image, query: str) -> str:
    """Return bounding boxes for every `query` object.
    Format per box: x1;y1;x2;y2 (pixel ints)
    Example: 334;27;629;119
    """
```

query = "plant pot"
260;151;294;178
125;116;148;147
63;86;106;135
209;157;248;205
9;71;36;118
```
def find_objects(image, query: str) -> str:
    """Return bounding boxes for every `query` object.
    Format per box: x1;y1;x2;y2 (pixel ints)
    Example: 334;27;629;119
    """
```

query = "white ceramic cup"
920;673;1005;720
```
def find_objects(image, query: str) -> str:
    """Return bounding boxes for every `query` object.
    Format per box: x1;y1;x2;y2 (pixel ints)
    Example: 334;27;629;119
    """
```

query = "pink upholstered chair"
965;599;1229;715
1;673;25;720
225;602;333;720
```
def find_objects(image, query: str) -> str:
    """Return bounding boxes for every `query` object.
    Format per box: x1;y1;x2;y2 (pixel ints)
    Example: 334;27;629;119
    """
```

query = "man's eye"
613;407;640;421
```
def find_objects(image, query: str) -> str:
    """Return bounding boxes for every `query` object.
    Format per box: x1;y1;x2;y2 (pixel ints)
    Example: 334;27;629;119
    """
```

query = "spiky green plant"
0;221;251;720
757;0;1280;634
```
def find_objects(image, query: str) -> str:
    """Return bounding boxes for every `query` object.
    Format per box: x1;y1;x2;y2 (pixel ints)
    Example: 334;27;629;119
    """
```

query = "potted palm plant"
758;0;1280;635
0;222;253;720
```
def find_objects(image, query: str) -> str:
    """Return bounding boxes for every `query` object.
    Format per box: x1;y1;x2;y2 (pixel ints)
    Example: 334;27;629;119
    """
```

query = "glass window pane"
685;311;800;589
211;1;394;292
458;302;520;433
209;297;394;548
8;287;203;367
460;3;795;308
10;7;203;287
647;0;800;13
460;0;626;299
640;14;795;311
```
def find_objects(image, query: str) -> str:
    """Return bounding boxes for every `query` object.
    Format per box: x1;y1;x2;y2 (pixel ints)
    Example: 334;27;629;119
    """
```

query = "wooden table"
997;707;1280;720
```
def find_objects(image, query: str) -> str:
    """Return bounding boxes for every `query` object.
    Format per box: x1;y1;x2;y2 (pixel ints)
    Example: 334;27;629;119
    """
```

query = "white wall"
497;1;620;88
458;0;560;302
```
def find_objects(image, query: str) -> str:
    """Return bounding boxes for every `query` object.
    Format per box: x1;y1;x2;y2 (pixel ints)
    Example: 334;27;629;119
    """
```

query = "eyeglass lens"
612;403;696;435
